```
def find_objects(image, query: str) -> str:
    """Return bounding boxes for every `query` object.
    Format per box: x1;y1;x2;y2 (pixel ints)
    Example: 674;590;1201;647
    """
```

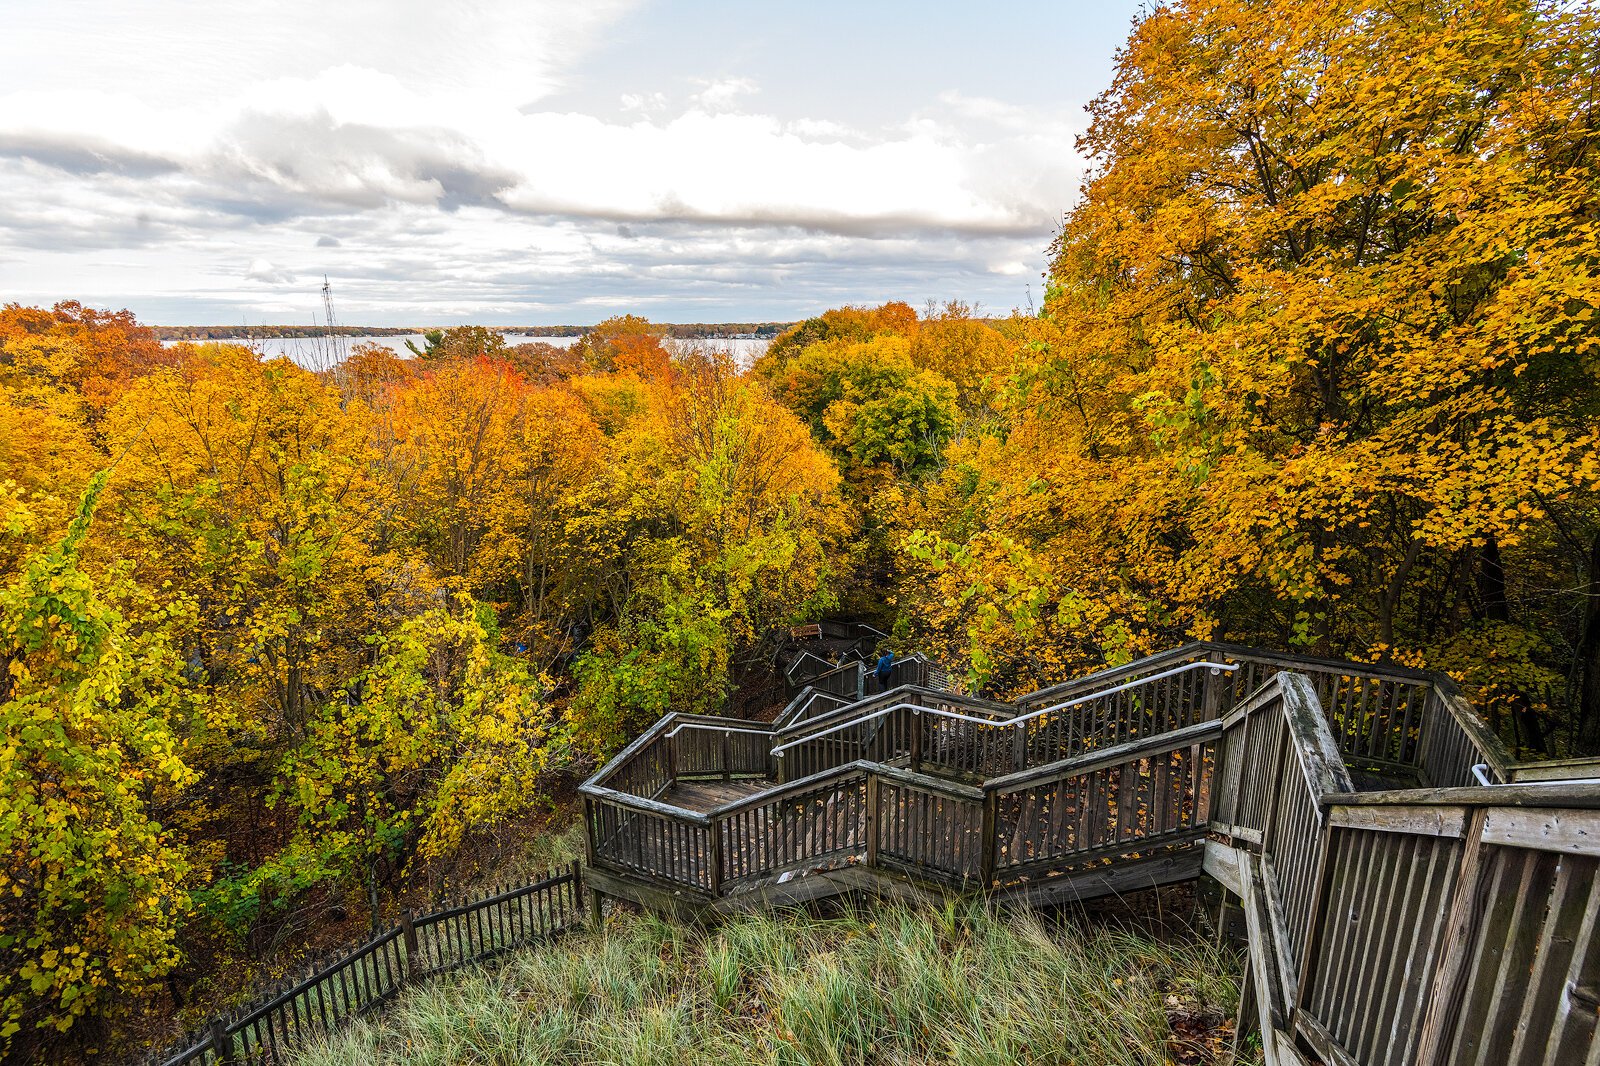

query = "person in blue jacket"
874;649;895;693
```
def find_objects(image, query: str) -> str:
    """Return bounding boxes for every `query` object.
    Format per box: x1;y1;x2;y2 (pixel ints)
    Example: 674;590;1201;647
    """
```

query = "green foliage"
764;336;958;479
0;472;195;1044
570;575;734;752
272;602;565;900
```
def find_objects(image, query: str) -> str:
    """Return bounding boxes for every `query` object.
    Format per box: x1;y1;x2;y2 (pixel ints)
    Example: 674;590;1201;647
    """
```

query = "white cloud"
620;92;669;113
245;258;297;284
0;0;1088;322
691;77;759;112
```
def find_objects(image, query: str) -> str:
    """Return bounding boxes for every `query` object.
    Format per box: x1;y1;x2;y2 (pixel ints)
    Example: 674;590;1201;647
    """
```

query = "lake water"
166;333;770;367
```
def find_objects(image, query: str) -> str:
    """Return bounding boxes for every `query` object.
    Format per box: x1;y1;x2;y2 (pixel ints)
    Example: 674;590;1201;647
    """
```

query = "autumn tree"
405;326;508;363
569;354;845;749
334;341;415;409
477;386;604;657
0;301;174;420
0;474;194;1051
896;0;1600;747
267;602;563;921
391;358;527;592
572;315;672;377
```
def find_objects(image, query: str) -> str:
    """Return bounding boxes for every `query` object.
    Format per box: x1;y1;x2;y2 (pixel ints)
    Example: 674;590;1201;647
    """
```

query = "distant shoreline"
153;323;797;342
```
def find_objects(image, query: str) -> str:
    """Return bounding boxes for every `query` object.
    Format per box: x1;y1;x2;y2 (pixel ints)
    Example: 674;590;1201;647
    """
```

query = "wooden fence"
148;864;582;1066
785;653;955;706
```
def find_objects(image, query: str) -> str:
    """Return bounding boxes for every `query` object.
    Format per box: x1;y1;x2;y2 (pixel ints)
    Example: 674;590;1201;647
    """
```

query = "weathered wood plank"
1413;808;1490;1066
1238;852;1291;1059
580;787;712;824
1327;783;1600;809
1296;1011;1363;1066
663;779;773;812
1480;806;1600;856
993;848;1205;908
1280;672;1355;798
1328;804;1469;839
1203;839;1245;896
1258;858;1301;1007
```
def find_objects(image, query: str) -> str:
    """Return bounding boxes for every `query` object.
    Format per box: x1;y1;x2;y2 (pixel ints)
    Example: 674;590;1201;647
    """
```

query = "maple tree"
895;0;1600;741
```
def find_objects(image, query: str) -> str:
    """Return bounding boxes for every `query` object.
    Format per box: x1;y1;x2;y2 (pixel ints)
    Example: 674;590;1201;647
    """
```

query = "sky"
0;1;1144;326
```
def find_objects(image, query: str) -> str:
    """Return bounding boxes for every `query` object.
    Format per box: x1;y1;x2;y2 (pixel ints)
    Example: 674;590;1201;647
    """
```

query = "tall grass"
296;901;1240;1066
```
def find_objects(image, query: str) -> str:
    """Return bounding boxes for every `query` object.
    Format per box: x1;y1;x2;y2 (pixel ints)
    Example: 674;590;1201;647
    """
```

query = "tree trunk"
1477;537;1510;623
1578;530;1600;754
1477;538;1549;755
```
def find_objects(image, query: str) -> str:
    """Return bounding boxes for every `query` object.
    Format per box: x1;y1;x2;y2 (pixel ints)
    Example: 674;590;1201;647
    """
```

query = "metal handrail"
665;721;774;739
1009;658;1238;724
771;658;1238;758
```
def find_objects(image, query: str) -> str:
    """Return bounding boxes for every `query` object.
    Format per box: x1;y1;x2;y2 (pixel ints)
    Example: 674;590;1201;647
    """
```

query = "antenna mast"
320;275;347;370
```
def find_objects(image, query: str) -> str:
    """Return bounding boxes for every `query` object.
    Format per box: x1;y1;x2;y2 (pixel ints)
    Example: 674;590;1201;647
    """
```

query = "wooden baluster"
399;909;418;982
210;1019;233;1065
708;819;724;895
865;773;880;869
980;790;998;888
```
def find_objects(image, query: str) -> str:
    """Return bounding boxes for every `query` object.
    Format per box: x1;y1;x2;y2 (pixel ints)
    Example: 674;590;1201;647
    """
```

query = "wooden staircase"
582;642;1600;1066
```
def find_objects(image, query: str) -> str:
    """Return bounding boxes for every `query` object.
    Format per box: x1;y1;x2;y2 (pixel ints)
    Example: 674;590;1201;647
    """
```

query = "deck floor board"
664;778;773;812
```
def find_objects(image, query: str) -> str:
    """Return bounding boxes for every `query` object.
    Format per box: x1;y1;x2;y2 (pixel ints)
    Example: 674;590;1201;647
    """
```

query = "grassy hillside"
295;901;1244;1066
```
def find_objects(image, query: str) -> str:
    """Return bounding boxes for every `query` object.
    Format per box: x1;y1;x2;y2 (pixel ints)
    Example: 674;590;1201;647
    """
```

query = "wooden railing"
583;713;776;893
1300;785;1600;1066
774;660;1231;784
773;686;1015;782
805;660;866;700
149;865;583;1066
1017;642;1508;788
986;719;1218;888
784;653;954;710
590;712;776;801
587;732;1217;901
583;643;1598;1065
774;686;851;730
1205;678;1600;1066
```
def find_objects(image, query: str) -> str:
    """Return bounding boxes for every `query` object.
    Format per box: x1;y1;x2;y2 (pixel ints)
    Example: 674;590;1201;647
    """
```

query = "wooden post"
209;1019;233;1065
1203;654;1226;721
910;709;923;773
979;791;998;888
399;909;419;981
589;886;604;927
583;797;597;869
722;729;732;782
865;773;880;869
1231;964;1258;1059
1011;722;1028;773
1415;807;1490;1066
708;819;724;896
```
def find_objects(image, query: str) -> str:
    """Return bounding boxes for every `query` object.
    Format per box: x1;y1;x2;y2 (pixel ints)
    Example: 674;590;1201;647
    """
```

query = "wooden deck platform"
660;778;773;812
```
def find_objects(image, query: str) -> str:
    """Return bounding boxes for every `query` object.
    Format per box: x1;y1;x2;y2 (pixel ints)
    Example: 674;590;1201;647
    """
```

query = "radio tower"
320;275;348;371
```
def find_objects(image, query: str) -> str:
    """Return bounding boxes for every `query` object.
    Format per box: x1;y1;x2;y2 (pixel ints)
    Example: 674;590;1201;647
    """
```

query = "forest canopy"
1;0;1598;1060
